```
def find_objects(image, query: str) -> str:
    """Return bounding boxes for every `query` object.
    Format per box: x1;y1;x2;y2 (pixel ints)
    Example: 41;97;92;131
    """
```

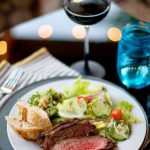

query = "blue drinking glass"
117;22;150;89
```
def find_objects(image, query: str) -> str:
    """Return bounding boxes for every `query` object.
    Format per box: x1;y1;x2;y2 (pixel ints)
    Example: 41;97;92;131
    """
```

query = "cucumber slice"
92;100;111;118
107;121;130;141
105;130;118;143
107;127;127;141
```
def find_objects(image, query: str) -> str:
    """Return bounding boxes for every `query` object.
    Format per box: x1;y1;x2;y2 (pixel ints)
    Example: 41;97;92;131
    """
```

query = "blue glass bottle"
117;22;150;89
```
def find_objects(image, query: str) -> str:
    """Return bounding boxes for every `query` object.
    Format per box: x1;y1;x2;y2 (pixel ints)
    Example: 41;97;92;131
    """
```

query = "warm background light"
38;25;53;39
0;41;7;55
72;25;86;40
107;27;122;42
73;0;83;3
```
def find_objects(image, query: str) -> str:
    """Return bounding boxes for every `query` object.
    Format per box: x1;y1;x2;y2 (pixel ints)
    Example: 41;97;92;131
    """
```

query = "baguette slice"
17;102;28;121
17;102;52;130
6;116;43;140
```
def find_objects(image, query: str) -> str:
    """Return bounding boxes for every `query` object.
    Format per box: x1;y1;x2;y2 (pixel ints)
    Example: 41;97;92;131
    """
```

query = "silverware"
0;68;23;99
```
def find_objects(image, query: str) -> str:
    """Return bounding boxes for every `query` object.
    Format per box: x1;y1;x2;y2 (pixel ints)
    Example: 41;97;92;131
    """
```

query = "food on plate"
6;77;142;149
111;108;122;120
107;120;130;141
37;119;96;149
6;102;52;140
5;117;43;140
17;101;27;121
38;119;117;150
52;136;117;150
17;102;52;130
28;88;64;117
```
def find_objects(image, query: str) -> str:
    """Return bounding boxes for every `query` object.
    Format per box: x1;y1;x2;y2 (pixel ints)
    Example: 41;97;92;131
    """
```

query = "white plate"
7;78;148;150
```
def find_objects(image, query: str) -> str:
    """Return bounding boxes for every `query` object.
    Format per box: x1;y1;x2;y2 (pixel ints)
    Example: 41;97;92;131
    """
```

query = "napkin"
0;47;79;109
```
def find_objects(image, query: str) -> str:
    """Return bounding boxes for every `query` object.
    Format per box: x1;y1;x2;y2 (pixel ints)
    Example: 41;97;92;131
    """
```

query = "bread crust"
6;102;52;140
6;116;43;140
17;102;52;130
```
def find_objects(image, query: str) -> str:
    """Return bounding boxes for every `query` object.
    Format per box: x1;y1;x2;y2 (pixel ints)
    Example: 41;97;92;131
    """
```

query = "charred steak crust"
37;119;96;150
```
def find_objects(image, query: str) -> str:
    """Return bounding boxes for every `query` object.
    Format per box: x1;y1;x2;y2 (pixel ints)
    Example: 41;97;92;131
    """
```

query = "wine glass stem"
84;25;90;73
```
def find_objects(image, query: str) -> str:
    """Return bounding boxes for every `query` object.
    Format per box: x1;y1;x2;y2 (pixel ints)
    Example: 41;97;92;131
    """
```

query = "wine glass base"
71;60;106;78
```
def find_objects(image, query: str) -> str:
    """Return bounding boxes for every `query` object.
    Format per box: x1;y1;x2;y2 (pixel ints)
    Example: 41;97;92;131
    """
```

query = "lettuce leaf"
118;100;133;112
122;112;141;123
57;97;87;118
116;100;141;123
63;76;102;98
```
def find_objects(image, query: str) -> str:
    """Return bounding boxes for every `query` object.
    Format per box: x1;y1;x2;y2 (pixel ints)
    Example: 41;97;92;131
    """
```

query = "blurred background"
0;0;132;61
0;0;149;68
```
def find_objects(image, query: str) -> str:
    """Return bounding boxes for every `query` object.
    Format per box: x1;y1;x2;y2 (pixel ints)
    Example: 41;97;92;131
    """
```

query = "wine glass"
64;0;111;78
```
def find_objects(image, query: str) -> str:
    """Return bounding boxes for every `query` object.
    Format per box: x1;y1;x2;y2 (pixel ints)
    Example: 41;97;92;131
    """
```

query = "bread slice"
6;116;43;140
26;104;52;130
17;102;52;130
17;102;28;121
6;102;52;141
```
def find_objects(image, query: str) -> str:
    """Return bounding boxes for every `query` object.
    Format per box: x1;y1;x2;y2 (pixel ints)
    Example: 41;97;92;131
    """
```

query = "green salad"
27;77;141;142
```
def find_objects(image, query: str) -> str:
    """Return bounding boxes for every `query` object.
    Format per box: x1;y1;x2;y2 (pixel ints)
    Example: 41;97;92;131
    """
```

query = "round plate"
7;77;148;150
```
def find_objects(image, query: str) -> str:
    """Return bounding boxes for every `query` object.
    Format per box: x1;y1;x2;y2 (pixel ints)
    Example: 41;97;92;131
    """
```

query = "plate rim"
6;76;149;150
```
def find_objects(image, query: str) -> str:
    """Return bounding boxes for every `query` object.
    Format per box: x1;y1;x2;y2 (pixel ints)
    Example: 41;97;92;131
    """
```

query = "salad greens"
28;88;64;117
118;100;133;112
58;77;112;119
114;100;141;123
26;77;141;142
57;97;87;118
63;76;103;98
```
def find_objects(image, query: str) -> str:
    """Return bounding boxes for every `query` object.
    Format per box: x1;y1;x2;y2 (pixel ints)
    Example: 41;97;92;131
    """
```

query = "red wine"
64;0;110;25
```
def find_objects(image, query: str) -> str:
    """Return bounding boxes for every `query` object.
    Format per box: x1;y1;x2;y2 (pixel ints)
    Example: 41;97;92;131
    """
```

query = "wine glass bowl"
64;0;110;25
63;0;111;78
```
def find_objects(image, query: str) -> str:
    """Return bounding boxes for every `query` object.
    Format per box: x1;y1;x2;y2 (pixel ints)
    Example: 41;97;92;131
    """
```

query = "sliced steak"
37;119;96;150
52;136;117;150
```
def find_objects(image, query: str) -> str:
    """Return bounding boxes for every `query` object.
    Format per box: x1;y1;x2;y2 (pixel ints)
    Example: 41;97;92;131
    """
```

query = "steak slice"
37;119;96;150
52;136;117;150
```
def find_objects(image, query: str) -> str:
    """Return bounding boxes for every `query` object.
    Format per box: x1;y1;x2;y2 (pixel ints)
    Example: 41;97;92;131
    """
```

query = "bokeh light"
73;0;83;2
72;25;86;40
0;41;7;55
107;27;122;42
38;25;53;39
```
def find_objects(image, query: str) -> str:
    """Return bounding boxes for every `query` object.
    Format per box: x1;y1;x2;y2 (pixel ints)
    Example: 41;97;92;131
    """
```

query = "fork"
0;68;23;99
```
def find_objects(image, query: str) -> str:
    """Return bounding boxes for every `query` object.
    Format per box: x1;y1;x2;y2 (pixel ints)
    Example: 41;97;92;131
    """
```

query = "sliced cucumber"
105;130;118;143
91;100;111;118
107;127;127;141
107;120;130;141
